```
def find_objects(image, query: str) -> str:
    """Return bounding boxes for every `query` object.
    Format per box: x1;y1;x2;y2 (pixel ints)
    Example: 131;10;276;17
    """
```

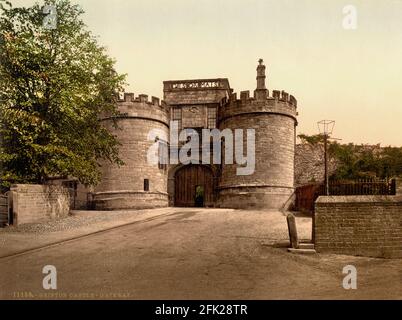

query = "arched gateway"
172;165;215;207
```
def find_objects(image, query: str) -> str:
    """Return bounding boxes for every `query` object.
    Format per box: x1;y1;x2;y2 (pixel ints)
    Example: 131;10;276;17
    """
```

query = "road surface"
0;208;400;299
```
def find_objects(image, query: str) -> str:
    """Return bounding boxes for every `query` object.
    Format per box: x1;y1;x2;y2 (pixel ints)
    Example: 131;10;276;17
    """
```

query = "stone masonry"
9;184;70;226
218;84;297;209
295;143;338;186
315;194;402;258
93;60;299;210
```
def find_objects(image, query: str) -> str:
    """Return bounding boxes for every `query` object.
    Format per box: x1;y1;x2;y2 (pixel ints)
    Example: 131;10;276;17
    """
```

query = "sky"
12;0;402;146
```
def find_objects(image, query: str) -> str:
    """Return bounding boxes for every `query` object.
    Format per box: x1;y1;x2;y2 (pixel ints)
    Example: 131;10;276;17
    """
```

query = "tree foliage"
297;133;325;145
0;0;126;186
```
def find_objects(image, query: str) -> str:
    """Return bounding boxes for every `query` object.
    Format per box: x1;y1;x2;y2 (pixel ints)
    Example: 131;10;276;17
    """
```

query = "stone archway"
168;164;217;207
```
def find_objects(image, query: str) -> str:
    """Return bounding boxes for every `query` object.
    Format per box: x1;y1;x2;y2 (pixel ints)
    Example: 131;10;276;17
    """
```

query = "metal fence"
318;178;396;196
295;178;396;212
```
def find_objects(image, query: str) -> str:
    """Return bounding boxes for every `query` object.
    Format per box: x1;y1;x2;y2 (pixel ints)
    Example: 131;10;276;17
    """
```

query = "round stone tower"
218;59;298;209
93;93;169;210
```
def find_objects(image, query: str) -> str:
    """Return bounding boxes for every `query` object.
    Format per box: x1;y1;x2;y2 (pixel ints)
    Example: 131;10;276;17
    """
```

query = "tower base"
93;191;168;210
218;186;294;210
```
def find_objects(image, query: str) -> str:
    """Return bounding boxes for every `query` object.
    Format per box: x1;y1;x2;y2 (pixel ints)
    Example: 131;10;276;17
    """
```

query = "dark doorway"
195;185;204;207
174;165;214;207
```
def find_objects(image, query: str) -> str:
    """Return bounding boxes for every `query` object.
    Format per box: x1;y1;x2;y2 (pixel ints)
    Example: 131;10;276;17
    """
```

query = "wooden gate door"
174;165;214;207
295;184;321;212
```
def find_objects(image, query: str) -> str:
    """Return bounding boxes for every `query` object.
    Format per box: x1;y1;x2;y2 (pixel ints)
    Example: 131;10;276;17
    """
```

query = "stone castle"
93;60;298;210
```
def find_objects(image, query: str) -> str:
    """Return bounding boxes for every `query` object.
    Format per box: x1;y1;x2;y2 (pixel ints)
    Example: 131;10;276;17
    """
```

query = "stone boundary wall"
315;195;402;258
10;184;70;226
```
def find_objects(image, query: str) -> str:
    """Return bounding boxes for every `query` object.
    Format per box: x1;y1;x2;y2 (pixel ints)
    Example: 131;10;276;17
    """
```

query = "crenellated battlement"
219;88;298;123
117;92;168;111
271;90;297;107
228;89;297;108
99;92;169;126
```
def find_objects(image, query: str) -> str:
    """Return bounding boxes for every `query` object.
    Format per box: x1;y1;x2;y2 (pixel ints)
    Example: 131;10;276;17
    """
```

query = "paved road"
0;208;401;299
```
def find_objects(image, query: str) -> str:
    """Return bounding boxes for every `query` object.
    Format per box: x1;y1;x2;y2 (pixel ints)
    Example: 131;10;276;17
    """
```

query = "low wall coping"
10;184;69;193
316;195;402;204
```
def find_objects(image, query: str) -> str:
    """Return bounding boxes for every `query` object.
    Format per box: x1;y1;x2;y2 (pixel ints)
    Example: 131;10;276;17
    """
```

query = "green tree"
379;147;402;178
298;133;325;145
0;0;126;187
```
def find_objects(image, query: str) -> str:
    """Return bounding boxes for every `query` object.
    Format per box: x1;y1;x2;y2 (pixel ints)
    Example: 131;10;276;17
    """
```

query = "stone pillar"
395;178;402;196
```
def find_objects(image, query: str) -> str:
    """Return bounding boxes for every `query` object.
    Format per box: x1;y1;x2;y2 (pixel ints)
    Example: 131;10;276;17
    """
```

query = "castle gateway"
93;60;298;210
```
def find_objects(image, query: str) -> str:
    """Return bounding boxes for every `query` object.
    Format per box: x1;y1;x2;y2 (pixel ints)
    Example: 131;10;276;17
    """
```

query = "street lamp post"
317;120;335;196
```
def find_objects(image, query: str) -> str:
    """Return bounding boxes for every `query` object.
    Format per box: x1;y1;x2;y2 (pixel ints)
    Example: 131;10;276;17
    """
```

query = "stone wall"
295;143;338;186
315;195;402;258
10;184;70;226
396;178;402;195
180;104;218;129
75;184;93;210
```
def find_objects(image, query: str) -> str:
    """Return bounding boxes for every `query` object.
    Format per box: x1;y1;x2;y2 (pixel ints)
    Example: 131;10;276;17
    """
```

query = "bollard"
286;213;299;249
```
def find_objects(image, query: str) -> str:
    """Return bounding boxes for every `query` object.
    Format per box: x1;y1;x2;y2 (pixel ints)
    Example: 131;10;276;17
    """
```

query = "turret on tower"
93;93;169;210
218;59;298;210
254;58;268;100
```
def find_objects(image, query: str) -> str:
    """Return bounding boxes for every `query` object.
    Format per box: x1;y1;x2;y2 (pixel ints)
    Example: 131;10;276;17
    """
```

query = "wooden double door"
174;165;214;207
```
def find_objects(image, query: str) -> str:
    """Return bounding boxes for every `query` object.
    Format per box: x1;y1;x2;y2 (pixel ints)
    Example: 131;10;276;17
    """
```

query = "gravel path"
0;209;164;234
0;209;312;238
